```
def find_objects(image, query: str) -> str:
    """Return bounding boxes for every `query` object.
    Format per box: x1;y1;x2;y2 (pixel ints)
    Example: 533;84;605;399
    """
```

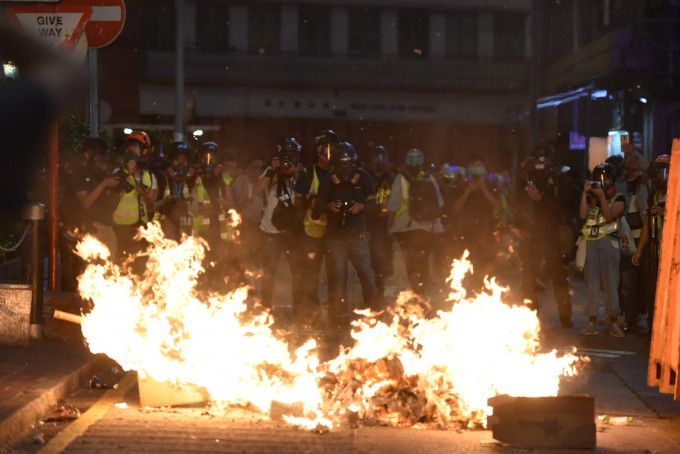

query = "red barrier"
648;139;680;400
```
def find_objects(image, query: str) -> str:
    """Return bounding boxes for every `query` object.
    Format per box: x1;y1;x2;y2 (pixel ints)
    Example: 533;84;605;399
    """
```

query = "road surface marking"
38;372;137;454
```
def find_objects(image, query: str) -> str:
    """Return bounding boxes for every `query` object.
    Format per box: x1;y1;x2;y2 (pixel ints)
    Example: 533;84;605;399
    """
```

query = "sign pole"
174;0;184;142
88;47;98;137
47;122;59;291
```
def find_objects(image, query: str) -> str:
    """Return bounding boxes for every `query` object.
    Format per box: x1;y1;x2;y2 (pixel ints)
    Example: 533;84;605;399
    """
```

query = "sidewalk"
1;274;680;450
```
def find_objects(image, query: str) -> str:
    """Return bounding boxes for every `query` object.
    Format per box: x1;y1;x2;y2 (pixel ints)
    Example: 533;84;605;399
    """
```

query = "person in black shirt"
366;146;394;298
519;142;573;328
61;139;120;290
316;142;379;331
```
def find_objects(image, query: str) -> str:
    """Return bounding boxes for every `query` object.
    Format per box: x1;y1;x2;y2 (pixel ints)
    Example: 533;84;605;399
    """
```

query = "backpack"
270;183;299;232
405;173;441;222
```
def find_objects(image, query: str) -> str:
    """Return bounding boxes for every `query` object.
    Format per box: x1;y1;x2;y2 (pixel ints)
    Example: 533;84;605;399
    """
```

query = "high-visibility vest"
112;170;152;226
395;170;427;219
303;166;327;238
582;195;621;241
192;173;234;241
155;176;192;229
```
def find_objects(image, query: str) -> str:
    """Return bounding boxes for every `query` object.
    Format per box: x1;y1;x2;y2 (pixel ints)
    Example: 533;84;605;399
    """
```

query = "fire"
75;224;583;430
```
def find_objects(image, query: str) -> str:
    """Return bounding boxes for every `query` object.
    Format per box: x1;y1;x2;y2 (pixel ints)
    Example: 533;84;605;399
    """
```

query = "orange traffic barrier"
648;138;680;400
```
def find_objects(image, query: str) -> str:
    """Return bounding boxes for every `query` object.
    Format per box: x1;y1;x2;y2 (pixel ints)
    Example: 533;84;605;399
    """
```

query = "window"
298;6;330;57
143;0;175;50
445;11;477;60
248;4;281;55
493;12;526;61
196;1;230;52
398;9;429;59
348;7;380;57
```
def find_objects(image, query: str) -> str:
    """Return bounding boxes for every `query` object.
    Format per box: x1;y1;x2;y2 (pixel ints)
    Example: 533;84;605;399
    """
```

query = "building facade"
536;0;680;175
98;0;531;168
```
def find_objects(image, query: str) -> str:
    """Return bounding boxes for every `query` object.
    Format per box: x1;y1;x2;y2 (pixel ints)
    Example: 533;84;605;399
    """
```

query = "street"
4;245;680;453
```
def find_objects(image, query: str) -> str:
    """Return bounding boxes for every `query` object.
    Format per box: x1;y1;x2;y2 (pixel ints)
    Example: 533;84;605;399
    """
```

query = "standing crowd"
59;130;671;337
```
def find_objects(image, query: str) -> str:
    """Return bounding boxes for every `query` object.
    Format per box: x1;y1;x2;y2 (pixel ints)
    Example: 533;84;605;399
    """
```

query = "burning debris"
74;224;584;431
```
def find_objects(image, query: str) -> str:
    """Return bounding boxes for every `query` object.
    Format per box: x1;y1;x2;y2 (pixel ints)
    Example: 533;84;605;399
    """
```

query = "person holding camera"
293;130;339;324
632;154;670;338
315;142;379;331
112;150;156;261
617;144;650;334
253;138;303;318
518;142;573;328
367;145;395;299
189;141;238;289
451;154;500;292
61;138;120;290
155;142;194;241
579;161;626;337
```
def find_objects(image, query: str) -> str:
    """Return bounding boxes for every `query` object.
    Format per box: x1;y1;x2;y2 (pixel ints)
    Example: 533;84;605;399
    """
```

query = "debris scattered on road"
39;405;80;423
90;375;118;389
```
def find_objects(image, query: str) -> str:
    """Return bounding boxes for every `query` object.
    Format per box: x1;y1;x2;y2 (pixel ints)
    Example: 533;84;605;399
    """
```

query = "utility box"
0;283;32;345
487;394;596;449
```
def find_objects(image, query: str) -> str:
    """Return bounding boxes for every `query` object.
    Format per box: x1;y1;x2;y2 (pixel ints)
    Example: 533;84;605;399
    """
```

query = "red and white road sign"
6;0;126;49
66;0;126;48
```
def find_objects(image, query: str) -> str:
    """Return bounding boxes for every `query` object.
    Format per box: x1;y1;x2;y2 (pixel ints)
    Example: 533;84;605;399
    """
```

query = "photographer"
578;162;626;337
254;138;303;318
518;142;573;328
189;141;239;290
632;154;670;337
316;142;379;331
293;130;338;325
61;138;119;290
156;142;194;241
112;151;156;260
451;154;499;292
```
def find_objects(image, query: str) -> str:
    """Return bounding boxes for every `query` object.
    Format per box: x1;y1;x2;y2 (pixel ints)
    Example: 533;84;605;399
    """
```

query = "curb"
0;356;102;447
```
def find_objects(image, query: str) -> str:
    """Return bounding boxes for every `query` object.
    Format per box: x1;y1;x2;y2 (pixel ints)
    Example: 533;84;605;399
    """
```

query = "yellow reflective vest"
582;194;621;241
112;170;152;226
191;173;234;241
303;166;328;238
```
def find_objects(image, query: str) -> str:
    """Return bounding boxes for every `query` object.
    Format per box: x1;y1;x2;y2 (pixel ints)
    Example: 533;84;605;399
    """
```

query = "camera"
590;181;600;189
278;152;296;171
112;169;135;193
335;200;354;227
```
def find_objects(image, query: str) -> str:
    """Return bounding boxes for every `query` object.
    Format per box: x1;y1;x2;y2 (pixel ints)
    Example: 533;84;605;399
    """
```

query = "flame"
76;224;583;430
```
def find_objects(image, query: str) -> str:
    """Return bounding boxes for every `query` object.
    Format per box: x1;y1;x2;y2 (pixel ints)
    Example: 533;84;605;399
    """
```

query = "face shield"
317;142;334;165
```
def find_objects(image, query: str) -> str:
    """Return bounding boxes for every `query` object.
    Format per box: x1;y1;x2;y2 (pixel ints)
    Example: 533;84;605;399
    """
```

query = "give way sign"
6;0;126;49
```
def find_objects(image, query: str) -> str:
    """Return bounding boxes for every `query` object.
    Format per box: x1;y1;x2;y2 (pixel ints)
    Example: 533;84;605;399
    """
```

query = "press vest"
112;170;152;226
582;195;621;241
303;166;328;238
192;173;234;241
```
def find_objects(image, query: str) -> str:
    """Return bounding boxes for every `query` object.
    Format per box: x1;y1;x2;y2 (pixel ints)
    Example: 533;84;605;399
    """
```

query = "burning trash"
74;224;584;430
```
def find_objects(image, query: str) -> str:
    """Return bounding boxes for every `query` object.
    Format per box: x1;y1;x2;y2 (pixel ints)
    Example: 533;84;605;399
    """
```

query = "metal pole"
88;48;99;138
23;203;45;340
529;0;544;147
47;123;59;291
174;0;185;142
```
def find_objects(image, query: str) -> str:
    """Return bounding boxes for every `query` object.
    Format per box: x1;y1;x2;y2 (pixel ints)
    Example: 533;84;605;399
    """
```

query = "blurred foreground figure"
0;18;87;215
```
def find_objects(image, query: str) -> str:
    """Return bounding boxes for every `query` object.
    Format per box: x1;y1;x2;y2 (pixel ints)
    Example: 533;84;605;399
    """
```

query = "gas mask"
405;149;424;177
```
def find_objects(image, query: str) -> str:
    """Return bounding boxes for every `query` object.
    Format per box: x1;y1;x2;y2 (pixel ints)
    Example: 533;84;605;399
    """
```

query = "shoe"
609;323;625;338
580;322;599;336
